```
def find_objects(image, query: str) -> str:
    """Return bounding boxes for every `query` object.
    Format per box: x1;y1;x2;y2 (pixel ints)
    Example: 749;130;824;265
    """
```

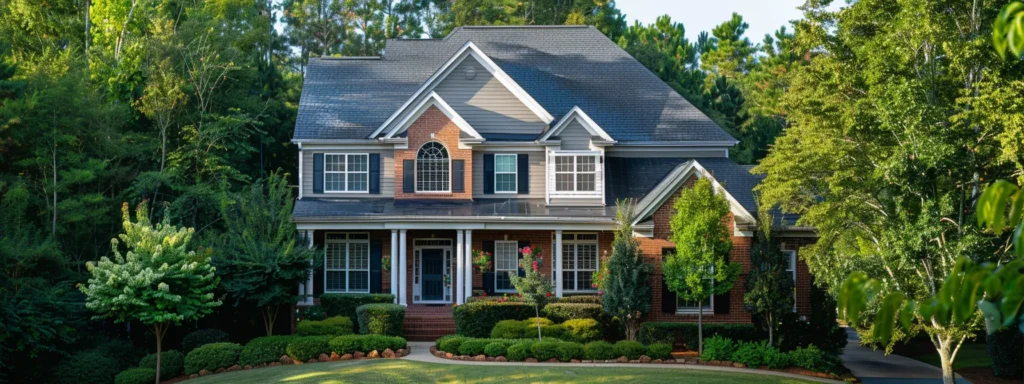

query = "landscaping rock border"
182;348;411;381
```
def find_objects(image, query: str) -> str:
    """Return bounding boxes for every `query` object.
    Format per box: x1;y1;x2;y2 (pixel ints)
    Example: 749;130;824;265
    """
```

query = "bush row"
701;336;843;375
453;301;536;337
637;322;761;346
320;293;395;319
296;316;355;336
436;335;673;362
491;317;602;343
356;303;405;336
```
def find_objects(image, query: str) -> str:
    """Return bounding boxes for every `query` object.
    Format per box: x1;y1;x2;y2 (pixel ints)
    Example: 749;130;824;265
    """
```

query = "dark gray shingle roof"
605;157;761;215
294;26;735;143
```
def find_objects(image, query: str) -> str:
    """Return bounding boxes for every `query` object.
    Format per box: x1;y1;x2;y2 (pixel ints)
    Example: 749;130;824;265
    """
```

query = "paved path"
404;341;844;383
841;328;970;384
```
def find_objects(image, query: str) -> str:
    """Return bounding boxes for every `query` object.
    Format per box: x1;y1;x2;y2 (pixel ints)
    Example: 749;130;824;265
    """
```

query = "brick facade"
394;106;473;199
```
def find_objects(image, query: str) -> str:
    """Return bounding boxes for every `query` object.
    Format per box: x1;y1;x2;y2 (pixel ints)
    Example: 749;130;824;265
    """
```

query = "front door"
421;249;445;301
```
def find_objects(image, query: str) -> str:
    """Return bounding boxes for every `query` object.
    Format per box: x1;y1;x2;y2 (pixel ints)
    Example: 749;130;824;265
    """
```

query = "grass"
913;343;992;370
185;359;817;384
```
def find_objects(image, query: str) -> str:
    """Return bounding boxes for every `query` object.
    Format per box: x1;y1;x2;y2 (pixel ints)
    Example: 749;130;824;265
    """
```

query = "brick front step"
403;304;456;341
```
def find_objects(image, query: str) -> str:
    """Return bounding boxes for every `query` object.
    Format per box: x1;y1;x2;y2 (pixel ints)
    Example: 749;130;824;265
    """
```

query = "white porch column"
305;230;315;304
456;230;465;304
464;230;473;302
390;230;399;303
398;230;408;306
554;230;563;298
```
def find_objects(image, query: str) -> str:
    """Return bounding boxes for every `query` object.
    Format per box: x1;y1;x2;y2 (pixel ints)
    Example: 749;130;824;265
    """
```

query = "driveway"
841;328;971;384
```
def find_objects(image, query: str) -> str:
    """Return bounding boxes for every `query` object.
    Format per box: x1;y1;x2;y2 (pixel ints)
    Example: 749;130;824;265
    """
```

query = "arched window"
416;142;449;192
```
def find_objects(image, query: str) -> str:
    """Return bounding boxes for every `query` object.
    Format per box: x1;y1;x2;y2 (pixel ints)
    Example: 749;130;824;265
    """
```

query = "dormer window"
416;142;450;192
548;151;602;197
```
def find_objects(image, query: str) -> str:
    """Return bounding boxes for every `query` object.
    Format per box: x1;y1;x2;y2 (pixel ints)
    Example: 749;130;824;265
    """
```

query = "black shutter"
403;159;414;193
313;153;324;193
369;154;381;194
482;240;495;293
452;159;465;193
713;291;730;314
517;154;529;195
517;240;530;277
661;248;678;313
483;154;494;194
483;272;495;295
370;240;382;293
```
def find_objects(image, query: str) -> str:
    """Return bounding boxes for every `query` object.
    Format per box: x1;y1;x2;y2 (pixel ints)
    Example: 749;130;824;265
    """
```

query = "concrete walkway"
404;341;843;383
841;328;970;384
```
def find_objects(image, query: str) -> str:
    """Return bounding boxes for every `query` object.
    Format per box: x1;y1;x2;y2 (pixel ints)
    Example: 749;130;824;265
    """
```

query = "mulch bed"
957;367;1022;384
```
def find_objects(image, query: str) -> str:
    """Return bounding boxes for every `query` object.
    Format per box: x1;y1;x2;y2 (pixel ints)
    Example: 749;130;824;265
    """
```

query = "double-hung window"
494;241;519;292
324;233;370;293
494;154;517;193
324;154;369;192
558;233;599;292
665;248;714;314
783;249;797;311
550;152;602;197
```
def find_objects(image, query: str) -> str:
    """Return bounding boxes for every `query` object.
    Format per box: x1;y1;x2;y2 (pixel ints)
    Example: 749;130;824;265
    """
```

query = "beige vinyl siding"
556;120;593;150
472;152;545;198
301;150;395;198
433;58;547;136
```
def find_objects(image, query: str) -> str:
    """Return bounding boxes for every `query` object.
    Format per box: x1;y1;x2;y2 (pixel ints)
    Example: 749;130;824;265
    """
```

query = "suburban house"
291;25;816;340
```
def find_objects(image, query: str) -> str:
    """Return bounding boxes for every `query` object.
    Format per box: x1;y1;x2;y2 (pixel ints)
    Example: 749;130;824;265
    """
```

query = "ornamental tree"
664;177;740;355
601;200;654;341
743;219;793;346
80;202;220;383
509;245;553;340
212;172;317;335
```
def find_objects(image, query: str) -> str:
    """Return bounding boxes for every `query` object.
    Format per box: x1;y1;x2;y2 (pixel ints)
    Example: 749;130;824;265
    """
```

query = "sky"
616;0;808;43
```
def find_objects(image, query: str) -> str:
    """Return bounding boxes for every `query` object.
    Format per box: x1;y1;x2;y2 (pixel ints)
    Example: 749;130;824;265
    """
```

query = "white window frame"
415;142;451;193
494;154;518;194
494;240;519;292
677;269;714;314
555;232;599;292
323;232;371;293
548;150;602;198
323;153;370;193
783;249;798;312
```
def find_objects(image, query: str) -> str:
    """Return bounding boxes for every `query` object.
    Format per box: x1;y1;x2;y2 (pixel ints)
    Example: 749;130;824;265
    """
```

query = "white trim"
370;41;554;138
323;232;372;294
493;154;518;194
456;231;465;304
322;153;370;193
414;141;452;193
413;238;454;304
464;230;473;302
539;106;615;143
383;92;482;140
631;160;756;226
547;150;603;199
298;151;304;199
295;221;616;231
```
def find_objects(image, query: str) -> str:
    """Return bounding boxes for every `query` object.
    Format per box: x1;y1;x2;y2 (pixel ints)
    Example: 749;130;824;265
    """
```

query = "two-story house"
291;26;816;340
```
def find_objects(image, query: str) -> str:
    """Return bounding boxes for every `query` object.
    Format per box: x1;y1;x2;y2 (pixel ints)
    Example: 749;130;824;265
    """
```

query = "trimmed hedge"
700;335;734;361
320;294;395;319
484;341;510;357
238;336;296;366
557;295;603;304
182;329;229;353
646;343;673;360
531;341;561;361
583;341;616;360
360;334;406;352
556;342;585;361
356;304;405;336
139;350;184;380
55;350;119;384
329;335;363;355
459;339;491;356
542;303;603;322
286;336;333;362
296;316;354;336
562;318;602;343
613;340;646;360
436;335;469;354
184;342;241;375
114;368;155;384
638;322;762;347
453;301;535;337
507;341;534;361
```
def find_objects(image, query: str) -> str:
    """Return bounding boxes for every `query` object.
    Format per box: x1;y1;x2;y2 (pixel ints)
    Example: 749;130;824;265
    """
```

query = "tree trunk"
535;305;542;340
768;315;773;346
154;322;167;384
262;305;279;336
938;342;955;384
698;305;704;356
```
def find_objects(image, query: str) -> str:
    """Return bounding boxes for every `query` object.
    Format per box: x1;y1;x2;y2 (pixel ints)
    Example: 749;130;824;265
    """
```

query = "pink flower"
521;246;532;255
532;261;539;271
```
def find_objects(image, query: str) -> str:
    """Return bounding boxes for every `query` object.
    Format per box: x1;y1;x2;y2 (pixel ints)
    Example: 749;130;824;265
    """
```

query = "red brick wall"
394;106;472;199
468;230;614;294
780;236;816;317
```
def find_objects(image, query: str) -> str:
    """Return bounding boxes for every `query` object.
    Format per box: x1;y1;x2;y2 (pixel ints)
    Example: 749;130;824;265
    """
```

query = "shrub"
988;327;1024;378
542;302;603;322
239;336;296;366
329;335;363;355
184;342;241;375
700;336;734;361
562;318;602;343
320;294;395;319
361;334;406;352
491;320;526;339
531;341;561;361
114;368;155;384
638;322;762;347
182;329;229;353
556;342;585;361
436;335;467;353
788;345;844;375
92;338;145;371
453;301;535;337
55;350;119;384
646;343;673;360
762;345;790;369
540;324;566;339
506;341;535;361
139;349;184;380
297;316;354;336
356;303;405;336
484;341;509;357
459;339;491;356
296;304;328;321
285;336;332;362
584;341;616;360
613;340;646;360
525;317;554;326
557;295;603;304
731;341;775;367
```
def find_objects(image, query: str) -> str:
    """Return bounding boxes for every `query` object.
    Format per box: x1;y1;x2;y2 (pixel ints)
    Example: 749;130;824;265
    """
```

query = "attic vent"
465;68;476;80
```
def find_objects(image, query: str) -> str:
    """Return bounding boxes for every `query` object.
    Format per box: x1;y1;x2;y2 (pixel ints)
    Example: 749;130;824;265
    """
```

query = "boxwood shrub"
320;293;395;320
329;335;363;355
484;341;510;357
542;303;603;322
55;350;119;384
360;334;406;352
459;339;491;356
562;318;601;343
638;322;761;347
556;342;585;361
355;304;405;336
490;320;526;339
182;329;229;353
114;368;155;384
436;335;467;353
557;295;603;304
285;336;333;362
530;341;560;361
583;341;616;360
787;345;844;375
613;340;646;360
453;301;534;337
139;349;184;380
184;342;241;375
700;335;735;361
646;343;673;360
506;341;535;361
238;336;296;366
296;316;354;336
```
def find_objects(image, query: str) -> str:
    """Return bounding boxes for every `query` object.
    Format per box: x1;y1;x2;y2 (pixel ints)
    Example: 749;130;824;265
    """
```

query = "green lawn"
185;359;817;384
913;343;992;370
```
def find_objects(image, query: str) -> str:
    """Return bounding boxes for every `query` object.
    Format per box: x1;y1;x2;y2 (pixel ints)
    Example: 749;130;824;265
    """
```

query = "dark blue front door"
421;249;444;301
